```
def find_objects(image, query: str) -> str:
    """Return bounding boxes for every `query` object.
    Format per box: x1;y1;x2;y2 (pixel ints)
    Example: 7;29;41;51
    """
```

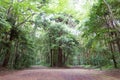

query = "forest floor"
0;66;120;80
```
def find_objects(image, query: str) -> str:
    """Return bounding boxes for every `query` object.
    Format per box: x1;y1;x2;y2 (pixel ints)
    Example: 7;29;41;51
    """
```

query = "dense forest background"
0;0;120;69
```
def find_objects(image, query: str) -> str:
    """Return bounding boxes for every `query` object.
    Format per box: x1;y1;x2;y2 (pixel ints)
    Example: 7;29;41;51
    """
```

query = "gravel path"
0;68;120;80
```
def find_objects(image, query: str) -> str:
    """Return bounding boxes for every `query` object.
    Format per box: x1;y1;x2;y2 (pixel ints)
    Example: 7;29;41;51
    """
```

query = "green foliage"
34;13;79;67
78;0;120;68
0;0;48;69
0;0;120;69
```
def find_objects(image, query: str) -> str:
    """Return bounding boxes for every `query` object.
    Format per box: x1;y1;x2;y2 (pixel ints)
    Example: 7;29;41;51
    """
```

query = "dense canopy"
0;0;120;69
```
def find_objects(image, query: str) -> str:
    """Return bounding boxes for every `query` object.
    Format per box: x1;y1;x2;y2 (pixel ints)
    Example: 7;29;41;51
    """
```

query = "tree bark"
109;32;118;68
50;49;53;67
58;47;62;67
2;28;15;67
2;47;10;67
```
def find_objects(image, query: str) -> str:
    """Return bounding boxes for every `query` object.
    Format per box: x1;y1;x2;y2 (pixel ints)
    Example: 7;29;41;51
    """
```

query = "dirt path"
0;67;120;80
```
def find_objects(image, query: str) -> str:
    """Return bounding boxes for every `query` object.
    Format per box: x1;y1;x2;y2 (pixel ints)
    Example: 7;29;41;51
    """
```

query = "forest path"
0;67;120;80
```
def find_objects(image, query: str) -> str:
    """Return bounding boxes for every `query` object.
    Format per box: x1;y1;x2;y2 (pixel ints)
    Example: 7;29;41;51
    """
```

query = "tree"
0;0;48;69
80;0;120;68
35;13;79;67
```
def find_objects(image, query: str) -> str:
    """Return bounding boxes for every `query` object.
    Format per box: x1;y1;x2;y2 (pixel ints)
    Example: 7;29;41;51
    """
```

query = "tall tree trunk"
58;47;62;67
110;43;118;68
109;32;118;68
114;32;120;53
58;31;63;67
2;46;10;67
63;52;66;66
2;34;11;67
50;49;53;67
112;53;117;68
2;28;15;67
104;5;119;68
14;41;19;68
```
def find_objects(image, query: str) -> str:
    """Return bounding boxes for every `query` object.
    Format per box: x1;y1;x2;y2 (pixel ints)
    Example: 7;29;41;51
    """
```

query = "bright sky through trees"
41;0;96;35
43;0;96;20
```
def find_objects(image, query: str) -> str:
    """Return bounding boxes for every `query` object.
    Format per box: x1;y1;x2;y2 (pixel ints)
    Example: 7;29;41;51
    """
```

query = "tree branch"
15;13;35;27
103;0;120;32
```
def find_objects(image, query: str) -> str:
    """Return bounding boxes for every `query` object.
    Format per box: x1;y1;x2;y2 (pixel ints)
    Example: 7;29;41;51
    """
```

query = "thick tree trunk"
61;52;65;66
2;34;11;67
2;49;10;67
57;32;63;67
116;41;120;53
58;47;62;67
2;28;14;68
114;32;120;53
105;8;119;68
109;41;118;68
112;53;117;68
50;49;53;67
14;42;19;67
